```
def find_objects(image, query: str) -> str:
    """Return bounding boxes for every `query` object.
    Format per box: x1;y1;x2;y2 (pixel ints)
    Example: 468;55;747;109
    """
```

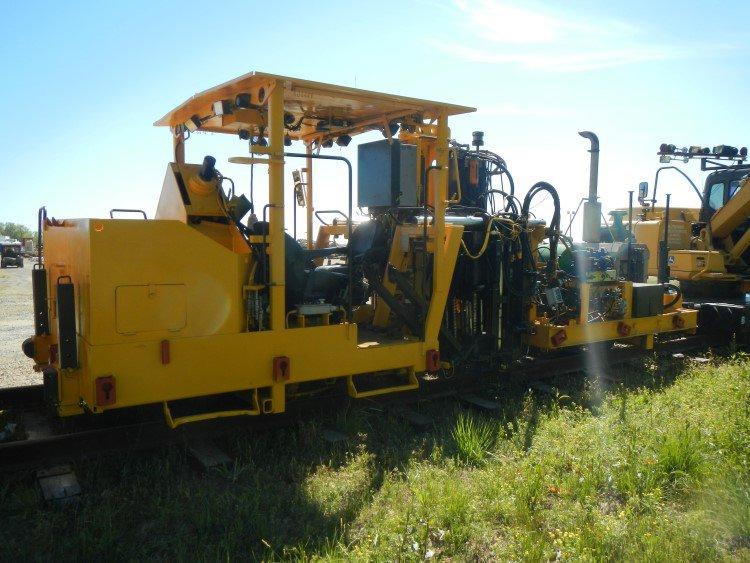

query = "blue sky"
2;0;749;236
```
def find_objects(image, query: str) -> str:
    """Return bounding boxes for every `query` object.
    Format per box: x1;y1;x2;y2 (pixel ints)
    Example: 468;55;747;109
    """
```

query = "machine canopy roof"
155;71;475;141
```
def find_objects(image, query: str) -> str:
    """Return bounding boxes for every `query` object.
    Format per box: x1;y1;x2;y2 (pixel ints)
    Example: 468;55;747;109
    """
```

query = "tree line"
0;223;34;241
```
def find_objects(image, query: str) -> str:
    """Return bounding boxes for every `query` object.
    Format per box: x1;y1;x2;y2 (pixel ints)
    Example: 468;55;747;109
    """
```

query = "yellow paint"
527;309;698;349
633;217;692;275
668;249;735;281
711;176;750;239
526;280;698;351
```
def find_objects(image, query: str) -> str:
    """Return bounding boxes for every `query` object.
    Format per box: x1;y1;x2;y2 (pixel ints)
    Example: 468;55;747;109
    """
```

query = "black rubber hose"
663;282;682;309
483;152;515;210
481;189;520;215
522;182;561;278
489;158;515;197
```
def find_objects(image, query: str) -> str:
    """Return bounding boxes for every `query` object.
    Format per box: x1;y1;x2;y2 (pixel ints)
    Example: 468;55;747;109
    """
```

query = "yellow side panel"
634;218;692;275
82;325;427;411
87;219;247;345
639;207;700;224
669;249;728;280
115;284;187;335
43;218;248;348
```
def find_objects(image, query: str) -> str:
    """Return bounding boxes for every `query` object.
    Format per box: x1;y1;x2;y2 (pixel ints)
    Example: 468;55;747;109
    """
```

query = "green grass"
451;411;496;467
1;353;749;561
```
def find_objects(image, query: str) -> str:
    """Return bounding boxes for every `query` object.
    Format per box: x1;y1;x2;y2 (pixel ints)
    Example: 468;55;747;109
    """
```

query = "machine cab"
700;167;750;222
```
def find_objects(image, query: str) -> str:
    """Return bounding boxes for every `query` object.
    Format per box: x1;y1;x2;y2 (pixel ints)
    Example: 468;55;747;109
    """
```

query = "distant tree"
0;222;34;241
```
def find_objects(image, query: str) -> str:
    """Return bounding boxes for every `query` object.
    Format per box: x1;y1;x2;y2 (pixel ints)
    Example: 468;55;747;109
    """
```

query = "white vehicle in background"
0;240;24;268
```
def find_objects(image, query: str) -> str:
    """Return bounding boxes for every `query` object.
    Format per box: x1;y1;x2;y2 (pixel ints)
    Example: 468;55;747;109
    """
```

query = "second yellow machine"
23;72;697;426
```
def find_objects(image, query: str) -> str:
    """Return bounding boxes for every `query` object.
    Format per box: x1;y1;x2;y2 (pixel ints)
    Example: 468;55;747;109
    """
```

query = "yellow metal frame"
526;280;698;351
372;223;464;349
527;309;698;350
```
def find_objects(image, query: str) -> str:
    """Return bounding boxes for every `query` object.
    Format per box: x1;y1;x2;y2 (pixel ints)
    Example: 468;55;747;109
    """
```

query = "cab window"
708;182;724;211
728;180;741;200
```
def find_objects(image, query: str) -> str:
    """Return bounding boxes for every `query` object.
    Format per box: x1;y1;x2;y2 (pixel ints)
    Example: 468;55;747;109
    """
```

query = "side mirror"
292;169;306;207
638;181;649;204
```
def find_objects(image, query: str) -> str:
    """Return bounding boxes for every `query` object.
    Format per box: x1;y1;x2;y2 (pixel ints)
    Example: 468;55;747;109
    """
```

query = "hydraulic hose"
481;189;520;215
663;282;682;309
522;181;561;278
494;160;515;197
459;146;515;211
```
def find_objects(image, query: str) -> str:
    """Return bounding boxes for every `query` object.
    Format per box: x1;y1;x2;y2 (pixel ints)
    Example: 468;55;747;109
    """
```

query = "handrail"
314;209;349;225
651;166;702;206
285;152;353;321
37;206;46;265
110;208;148;219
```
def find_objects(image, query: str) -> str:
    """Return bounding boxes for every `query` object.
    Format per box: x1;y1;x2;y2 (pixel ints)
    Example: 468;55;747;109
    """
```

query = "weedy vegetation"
1;352;749;561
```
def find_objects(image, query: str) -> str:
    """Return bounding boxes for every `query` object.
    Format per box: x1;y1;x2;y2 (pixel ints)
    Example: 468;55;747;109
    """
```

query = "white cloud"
435;1;720;73
451;0;638;45
453;0;565;44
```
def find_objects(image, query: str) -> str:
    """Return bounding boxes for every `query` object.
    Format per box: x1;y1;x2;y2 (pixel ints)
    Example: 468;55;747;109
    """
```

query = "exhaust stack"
579;131;601;243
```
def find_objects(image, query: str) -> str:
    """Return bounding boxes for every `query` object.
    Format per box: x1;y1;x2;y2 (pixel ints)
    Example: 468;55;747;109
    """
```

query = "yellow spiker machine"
23;72;697;426
24;73;473;424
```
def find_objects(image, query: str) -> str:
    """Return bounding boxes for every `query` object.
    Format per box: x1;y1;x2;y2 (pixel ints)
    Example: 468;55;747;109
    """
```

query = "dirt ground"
0;263;37;388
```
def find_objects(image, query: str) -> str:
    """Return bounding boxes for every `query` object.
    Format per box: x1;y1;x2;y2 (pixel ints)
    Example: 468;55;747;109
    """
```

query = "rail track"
0;334;722;473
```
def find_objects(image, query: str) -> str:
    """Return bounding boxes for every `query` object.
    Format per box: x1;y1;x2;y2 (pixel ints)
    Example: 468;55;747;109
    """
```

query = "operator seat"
249;220;386;309
305;220;387;305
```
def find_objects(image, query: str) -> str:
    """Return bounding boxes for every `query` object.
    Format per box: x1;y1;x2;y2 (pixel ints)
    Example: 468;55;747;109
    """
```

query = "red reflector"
95;376;116;406
468;160;479;187
426;349;440;373
273;356;290;381
617;321;632;336
551;329;567;347
673;315;685;329
161;340;170;364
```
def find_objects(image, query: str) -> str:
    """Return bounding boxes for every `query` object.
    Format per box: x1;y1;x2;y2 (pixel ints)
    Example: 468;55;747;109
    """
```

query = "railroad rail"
0;335;722;473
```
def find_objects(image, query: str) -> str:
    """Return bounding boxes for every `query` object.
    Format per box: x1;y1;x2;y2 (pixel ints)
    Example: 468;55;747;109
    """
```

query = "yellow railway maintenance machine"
633;144;750;298
23;72;697;427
